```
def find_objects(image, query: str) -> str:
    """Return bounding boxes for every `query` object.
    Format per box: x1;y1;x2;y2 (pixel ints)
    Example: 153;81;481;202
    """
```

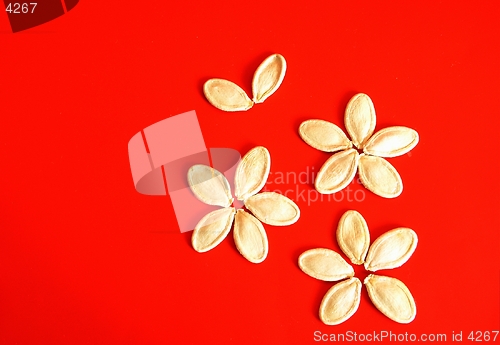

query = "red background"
1;1;499;344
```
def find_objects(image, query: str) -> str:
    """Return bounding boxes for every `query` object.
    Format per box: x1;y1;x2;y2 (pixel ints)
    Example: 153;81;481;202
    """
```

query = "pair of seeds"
203;54;286;111
188;146;300;263
299;210;417;324
318;275;416;326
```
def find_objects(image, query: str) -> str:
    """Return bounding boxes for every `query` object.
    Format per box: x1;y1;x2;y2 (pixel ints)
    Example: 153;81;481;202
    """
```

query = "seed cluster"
188;146;300;263
299;210;418;324
193;53;419;324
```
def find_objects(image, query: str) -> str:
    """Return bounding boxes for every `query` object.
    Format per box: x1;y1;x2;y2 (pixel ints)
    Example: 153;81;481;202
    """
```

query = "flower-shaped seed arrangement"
299;93;419;198
203;54;286;111
188;146;300;263
298;210;418;324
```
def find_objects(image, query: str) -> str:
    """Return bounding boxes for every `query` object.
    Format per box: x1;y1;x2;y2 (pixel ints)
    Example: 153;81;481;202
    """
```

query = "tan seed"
252;54;286;103
244;192;300;226
299;119;352;152
203;78;253;112
233;209;268;264
337;210;370;265
364;274;416;324
319;277;362;325
192;207;236;253
234;146;270;201
298;248;354;281
364;126;419;158
188;165;233;207
344;93;376;149
358;154;403;198
315;148;359;194
365;228;418;272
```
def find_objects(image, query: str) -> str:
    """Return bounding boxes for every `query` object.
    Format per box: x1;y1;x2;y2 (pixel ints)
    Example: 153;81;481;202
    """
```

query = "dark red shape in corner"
64;0;78;12
3;0;79;33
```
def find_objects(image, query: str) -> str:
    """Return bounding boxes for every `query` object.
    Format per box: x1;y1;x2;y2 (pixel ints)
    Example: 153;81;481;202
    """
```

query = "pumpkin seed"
298;248;354;281
233;209;268;264
364;274;416;323
188;165;233;207
364;126;419;158
203;78;253;111
234;146;270;201
252;54;286;103
299;119;352;152
192;207;236;253
337;210;370;265
358;154;402;198
344;93;376;149
319;277;362;325
244;192;300;226
315;148;359;194
365;228;418;272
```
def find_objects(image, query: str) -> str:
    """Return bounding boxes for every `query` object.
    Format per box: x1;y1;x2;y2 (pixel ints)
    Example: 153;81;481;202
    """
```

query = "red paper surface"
1;1;499;344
